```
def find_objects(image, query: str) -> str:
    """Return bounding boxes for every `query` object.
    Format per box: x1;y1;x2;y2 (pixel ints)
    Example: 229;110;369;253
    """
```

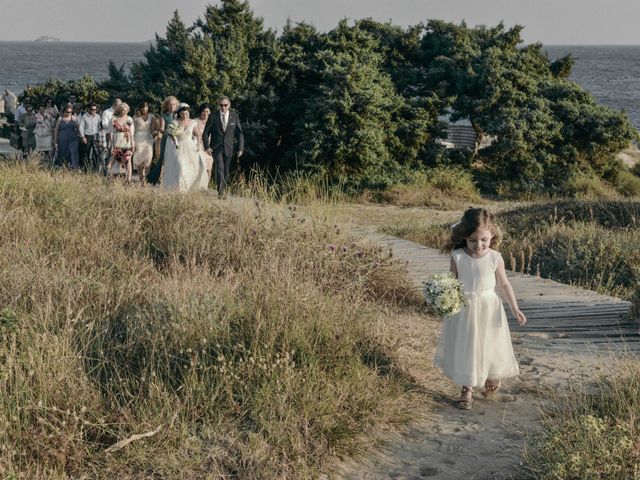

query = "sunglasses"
90;108;97;111
65;110;73;114
219;103;229;107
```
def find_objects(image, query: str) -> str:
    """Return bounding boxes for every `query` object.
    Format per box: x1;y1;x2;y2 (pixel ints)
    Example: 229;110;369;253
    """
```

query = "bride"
161;103;209;192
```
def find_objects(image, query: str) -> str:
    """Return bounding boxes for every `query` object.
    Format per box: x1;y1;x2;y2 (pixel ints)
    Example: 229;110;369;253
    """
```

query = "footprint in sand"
418;465;439;477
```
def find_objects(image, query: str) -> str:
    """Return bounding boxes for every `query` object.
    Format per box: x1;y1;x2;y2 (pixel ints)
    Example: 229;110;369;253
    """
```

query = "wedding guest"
53;104;81;169
194;103;213;178
101;98;122;174
146;95;178;185
132;102;156;184
14;96;31;124
203;95;244;199
62;94;77;113
43;97;59;120
2;90;17;122
19;104;37;154
34;104;54;161
79;102;101;171
107;102;135;184
73;102;83;118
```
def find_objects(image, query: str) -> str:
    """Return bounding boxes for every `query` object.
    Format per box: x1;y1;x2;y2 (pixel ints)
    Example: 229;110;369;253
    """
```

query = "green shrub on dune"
525;361;640;479
0;165;416;479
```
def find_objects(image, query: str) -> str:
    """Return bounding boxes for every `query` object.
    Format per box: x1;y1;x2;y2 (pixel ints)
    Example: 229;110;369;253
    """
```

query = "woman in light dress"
194;103;214;178
162;103;209;192
107;102;135;184
43;97;59;120
132;102;156;184
34;104;54;161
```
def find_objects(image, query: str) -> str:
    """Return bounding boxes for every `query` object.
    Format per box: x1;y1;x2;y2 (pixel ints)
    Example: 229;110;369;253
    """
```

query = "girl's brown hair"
443;207;502;253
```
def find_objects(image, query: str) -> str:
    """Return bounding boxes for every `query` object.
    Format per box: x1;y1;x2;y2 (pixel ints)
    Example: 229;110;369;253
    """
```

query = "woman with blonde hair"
132;101;156;184
146;95;178;184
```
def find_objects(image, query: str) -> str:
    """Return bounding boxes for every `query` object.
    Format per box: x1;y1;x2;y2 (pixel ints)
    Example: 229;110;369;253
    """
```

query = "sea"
1;42;639;129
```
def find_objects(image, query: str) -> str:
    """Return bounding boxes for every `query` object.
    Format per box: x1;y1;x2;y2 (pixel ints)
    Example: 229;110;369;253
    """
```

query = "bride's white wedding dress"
162;120;209;192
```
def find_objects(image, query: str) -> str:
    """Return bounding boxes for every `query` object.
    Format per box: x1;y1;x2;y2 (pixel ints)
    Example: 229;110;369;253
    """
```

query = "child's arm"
495;254;527;326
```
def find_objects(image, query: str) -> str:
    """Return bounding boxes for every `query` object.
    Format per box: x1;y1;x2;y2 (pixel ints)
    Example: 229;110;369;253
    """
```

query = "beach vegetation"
22;74;108;109
0;162;420;479
524;360;640;479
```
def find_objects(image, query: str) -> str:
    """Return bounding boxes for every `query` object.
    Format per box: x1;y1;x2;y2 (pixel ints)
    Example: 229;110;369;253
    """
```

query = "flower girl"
434;208;526;409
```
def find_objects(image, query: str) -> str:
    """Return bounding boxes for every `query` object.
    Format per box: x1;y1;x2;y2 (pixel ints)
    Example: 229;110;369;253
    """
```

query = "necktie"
222;113;227;131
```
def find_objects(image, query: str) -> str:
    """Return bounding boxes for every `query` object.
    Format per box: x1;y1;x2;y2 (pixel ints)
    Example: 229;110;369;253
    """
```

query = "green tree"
293;21;405;186
24;75;108;109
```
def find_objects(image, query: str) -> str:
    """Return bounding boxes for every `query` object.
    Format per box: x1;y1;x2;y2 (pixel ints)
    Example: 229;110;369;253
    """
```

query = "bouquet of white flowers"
166;123;181;149
423;273;467;318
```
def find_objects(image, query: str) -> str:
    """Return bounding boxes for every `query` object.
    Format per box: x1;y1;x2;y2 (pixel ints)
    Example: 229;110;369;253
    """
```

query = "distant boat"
33;36;61;42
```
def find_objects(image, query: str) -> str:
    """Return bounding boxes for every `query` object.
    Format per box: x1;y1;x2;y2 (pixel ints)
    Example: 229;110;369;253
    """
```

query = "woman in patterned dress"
107;102;135;184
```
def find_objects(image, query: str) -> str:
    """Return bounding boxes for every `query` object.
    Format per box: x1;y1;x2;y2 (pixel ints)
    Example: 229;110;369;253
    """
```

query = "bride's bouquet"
166;123;181;149
423;273;467;318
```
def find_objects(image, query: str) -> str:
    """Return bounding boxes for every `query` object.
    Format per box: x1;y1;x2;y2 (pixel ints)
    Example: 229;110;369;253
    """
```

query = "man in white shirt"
100;98;121;175
80;102;101;171
14;96;31;124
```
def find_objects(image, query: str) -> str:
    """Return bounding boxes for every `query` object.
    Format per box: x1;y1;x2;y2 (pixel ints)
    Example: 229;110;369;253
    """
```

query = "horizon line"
2;39;640;47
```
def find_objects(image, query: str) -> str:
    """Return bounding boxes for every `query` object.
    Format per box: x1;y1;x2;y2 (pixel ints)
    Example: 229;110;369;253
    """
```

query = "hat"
176;103;190;115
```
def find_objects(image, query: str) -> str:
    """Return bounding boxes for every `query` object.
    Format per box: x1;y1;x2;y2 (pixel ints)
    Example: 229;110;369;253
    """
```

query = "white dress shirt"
101;107;115;134
79;113;101;136
15;104;27;123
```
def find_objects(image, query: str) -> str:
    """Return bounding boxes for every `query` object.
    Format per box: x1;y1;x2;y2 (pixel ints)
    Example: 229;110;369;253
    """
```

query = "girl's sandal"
456;387;473;410
482;379;501;398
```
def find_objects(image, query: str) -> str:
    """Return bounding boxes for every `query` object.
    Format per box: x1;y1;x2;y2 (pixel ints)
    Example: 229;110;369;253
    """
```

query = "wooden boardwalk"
365;230;638;351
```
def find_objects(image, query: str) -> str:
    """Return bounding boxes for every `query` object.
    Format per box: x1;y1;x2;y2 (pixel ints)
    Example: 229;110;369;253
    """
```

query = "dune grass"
524;360;640;479
0;163;421;479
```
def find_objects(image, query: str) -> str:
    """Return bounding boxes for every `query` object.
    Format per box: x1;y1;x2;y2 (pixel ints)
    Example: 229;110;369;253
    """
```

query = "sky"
1;0;640;45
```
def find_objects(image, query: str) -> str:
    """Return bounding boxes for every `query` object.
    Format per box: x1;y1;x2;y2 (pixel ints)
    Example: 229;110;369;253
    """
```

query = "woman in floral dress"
107;102;135;184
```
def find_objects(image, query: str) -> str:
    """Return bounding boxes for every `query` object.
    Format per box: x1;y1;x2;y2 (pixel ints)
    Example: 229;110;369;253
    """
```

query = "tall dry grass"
0;163;418;479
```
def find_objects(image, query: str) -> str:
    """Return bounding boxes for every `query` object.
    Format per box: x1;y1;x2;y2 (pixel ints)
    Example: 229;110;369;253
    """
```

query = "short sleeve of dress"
451;249;463;268
492;250;502;271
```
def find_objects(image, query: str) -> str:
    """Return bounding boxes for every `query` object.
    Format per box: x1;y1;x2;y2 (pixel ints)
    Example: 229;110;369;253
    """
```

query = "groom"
203;96;244;198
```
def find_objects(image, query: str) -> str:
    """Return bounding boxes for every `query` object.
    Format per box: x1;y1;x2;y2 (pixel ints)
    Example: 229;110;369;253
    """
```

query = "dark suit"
202;110;244;196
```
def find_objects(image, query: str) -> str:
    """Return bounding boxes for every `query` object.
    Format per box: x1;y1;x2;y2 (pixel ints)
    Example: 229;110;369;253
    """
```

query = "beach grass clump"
360;167;481;209
524;360;640;479
0;164;417;479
